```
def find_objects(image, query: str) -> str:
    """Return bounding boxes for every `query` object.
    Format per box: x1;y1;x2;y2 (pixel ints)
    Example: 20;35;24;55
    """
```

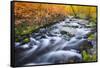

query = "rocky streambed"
15;16;97;66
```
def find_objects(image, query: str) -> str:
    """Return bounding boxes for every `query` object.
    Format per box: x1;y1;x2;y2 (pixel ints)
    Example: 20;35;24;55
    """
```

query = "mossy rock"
23;38;30;43
88;22;96;28
85;25;92;28
15;38;20;42
88;34;95;40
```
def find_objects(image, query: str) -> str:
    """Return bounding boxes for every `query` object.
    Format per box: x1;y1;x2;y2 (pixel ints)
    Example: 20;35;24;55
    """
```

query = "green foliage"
90;16;96;23
15;21;28;35
82;51;97;62
20;25;38;35
82;51;90;61
15;21;39;36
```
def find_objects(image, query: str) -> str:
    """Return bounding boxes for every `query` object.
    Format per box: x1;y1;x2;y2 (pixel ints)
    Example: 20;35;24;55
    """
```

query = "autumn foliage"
14;2;97;35
14;2;68;26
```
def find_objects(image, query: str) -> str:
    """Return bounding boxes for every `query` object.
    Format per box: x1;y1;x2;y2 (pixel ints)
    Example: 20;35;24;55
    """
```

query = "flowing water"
15;17;96;66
